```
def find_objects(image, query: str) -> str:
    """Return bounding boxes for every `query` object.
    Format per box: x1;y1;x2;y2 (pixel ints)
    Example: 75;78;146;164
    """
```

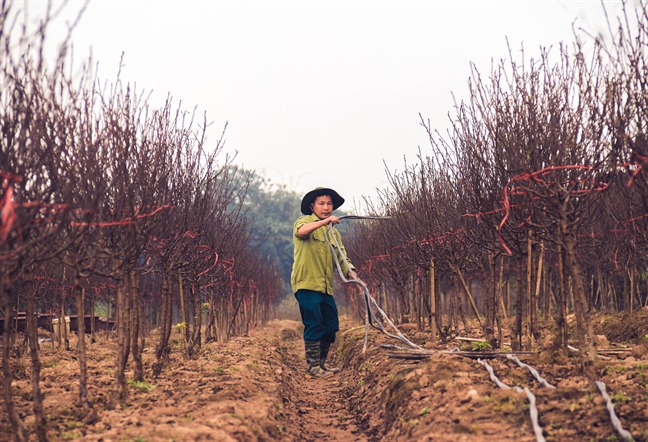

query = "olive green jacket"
290;213;355;295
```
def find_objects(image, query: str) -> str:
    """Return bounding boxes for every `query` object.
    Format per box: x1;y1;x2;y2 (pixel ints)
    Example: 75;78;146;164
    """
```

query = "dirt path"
278;323;368;442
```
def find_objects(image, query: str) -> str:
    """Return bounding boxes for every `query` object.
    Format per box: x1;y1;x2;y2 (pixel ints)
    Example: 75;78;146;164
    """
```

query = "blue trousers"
295;289;339;343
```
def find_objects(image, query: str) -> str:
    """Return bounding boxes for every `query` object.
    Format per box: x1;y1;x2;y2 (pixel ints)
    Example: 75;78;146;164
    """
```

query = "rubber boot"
305;341;333;379
320;341;340;374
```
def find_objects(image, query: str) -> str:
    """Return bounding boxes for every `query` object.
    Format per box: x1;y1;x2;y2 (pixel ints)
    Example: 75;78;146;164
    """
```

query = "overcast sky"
28;0;632;212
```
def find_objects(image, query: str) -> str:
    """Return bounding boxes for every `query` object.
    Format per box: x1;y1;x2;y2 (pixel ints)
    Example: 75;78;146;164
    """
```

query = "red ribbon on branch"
69;204;174;227
498;165;608;255
196;245;219;278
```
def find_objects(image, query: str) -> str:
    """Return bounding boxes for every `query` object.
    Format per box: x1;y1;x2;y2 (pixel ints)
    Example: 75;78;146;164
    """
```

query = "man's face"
311;195;333;219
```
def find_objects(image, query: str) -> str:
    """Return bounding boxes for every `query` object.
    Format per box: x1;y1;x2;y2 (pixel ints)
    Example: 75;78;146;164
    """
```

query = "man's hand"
326;215;340;225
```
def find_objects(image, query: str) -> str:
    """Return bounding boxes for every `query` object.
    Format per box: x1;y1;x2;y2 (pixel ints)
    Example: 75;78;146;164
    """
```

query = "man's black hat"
300;187;345;215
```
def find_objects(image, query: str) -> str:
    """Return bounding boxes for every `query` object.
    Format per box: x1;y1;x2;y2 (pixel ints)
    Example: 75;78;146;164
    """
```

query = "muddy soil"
2;313;648;441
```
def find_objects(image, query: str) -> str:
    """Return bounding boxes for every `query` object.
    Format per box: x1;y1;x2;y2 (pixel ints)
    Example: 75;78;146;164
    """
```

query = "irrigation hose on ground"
325;217;420;353
595;381;633;442
477;358;546;442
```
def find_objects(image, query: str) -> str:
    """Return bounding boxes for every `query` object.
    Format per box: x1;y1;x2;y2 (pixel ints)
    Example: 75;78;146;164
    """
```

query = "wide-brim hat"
301;187;345;215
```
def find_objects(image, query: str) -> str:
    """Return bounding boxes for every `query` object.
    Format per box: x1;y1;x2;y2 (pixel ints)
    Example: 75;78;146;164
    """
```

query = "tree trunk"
486;252;496;346
496;255;505;347
73;271;97;423
525;230;533;351
453;265;483;328
153;272;172;376
130;270;144;382
191;281;201;349
2;267;27;441
115;278;128;402
630;266;636;313
429;258;437;344
205;289;215;343
23;267;48;440
513;256;523;351
452;273;470;334
562;223;598;381
417;271;424;332
532;241;544;341
179;271;190;346
553;243;567;351
90;295;96;343
60;299;69;351
498;256;507;319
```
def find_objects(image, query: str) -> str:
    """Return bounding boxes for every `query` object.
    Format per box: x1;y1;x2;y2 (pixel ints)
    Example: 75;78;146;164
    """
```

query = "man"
291;187;361;379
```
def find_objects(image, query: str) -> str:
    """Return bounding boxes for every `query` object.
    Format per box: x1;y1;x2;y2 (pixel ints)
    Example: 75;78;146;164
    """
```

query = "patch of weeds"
128;380;155;391
215;366;226;374
492;395;524;414
569;402;580;412
584;393;595;402
358;379;365;387
275;403;283;411
605;435;618;441
471;341;493;351
185;414;194;422
230;367;240;373
277;425;284;433
605;366;630;375
419;406;429;416
398;417;419;426
360;361;372;372
42;360;58;369
65;422;83;430
484;396;493;403
389;373;396;381
247;362;259;372
61;431;81;440
612;391;631;403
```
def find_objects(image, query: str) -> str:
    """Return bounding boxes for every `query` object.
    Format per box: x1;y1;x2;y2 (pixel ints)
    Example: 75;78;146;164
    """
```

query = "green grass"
128;380;155;391
612;391;631;403
471;341;493;351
